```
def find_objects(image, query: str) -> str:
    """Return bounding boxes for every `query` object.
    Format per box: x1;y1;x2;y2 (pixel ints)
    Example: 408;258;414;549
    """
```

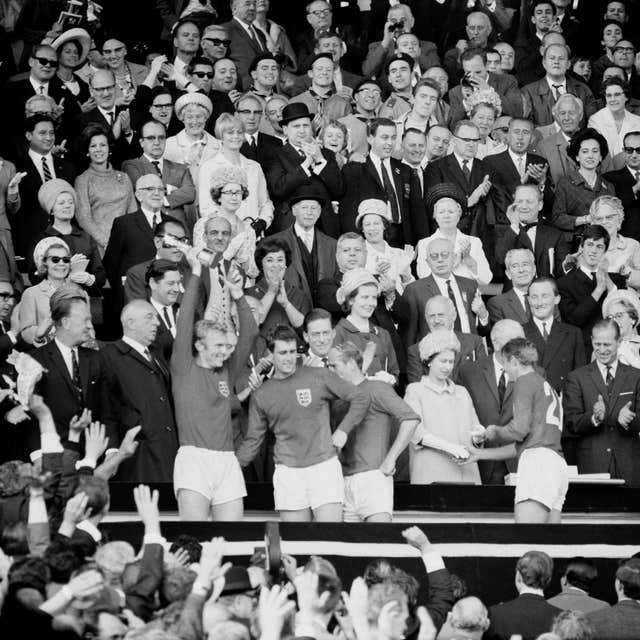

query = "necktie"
445;279;462;332
71;349;83;404
151;160;161;175
498;369;506;410
552;84;563;101
151;212;159;229
250;26;264;51
381;161;400;223
38;85;44;95
590;271;597;284
634;169;640;182
108;111;115;125
542;321;549;341
321;356;328;367
250;135;257;150
461;159;471;183
524;295;531;318
162;306;173;329
411;167;423;197
516;155;526;179
303;231;313;253
41;156;53;182
605;365;614;393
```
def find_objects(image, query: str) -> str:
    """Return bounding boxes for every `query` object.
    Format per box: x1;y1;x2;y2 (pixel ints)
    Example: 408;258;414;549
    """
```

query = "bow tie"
520;223;537;232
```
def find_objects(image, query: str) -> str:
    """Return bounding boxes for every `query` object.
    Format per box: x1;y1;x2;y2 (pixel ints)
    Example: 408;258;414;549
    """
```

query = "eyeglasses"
34;56;58;67
191;71;214;79
624;146;640;154
494;126;510;133
607;312;630;321
614;47;635;53
47;256;71;264
141;135;166;141
221;189;243;196
606;91;625;98
456;135;480;143
139;186;166;193
204;38;231;47
0;292;14;300
308;8;331;17
151;102;173;109
92;84;115;93
237;109;263;115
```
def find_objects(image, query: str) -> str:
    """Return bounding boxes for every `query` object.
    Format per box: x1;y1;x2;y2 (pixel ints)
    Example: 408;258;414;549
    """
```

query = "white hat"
603;289;640;323
51;28;91;67
175;92;213;119
355;198;391;229
335;267;379;305
418;329;460;361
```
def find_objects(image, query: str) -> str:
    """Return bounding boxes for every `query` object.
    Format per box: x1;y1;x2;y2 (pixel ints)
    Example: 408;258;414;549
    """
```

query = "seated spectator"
198;113;273;234
572;57;592;85
592;20;625;89
145;87;181;137
403;330;481;485
486;48;503;75
74;123;136;253
466;88;507;159
260;93;288;139
425;124;452;165
293;0;333;73
164;93;220;189
99;36;148;105
311;29;362;95
488;248;535;324
236;91;283;166
416;183;493;285
486;551;562;640
357;199;414;296
548;557;610;613
201;23;232;63
406;295;486;384
589;78;640;157
209;57;241;126
551;128;614;241
602;289;640;369
320;119;350;168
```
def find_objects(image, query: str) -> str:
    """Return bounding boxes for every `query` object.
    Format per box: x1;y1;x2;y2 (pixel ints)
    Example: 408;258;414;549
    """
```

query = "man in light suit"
406;295;486;383
224;0;269;90
564;319;640;486
458;319;523;484
488;248;534;325
548;558;610;613
522;43;596;127
122;120;196;230
396;237;489;349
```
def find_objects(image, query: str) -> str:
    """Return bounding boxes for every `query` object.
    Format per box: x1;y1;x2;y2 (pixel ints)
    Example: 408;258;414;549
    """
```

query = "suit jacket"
448;72;523;124
487;288;531;325
224;17;269;90
563;361;640;485
268;225;338;310
100;339;177;482
585;600;640;640
240;131;283;166
264;143;344;236
495;223;570;280
522;76;596;126
31;341;116;448
547;587;610;614
406;331;485;383
102;209;160;291
523;320;586;392
14;152;77;258
121;156;195;226
151;304;176;363
536;130;571;187
340;156;416;246
396;274;478;348
603;166;640;241
486;593;562;640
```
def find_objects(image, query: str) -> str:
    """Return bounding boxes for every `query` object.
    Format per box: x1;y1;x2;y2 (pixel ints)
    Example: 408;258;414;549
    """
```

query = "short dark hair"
528;276;558;295
368;117;396;137
516;550;554;590
213;56;236;76
623;130;640;146
501;337;539;366
303;308;332;331
24;113;55;134
601;76;630;99
266;324;299;352
43;536;83;583
188;55;214;74
461;47;487;65
331;341;363;369
254;237;291;274
145;258;181;285
531;0;557;14
75;475;110;518
50;286;87;326
150;86;173;104
403;126;427;141
169;535;202;564
580;224;610;250
78;122;115;159
592;317;620;340
563;558;598;592
1;521;29;556
413;77;441;98
566;127;609;164
616;557;640;600
154;216;186;238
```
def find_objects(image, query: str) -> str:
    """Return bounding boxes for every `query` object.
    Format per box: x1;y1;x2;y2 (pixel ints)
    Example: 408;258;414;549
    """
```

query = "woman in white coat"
588;78;640;157
416;183;492;285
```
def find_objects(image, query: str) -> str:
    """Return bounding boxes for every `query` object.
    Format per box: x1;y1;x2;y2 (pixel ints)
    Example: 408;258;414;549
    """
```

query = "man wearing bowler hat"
264;102;344;237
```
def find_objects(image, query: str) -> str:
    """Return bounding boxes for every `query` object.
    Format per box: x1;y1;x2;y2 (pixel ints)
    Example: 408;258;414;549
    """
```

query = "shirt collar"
29;76;49;93
97;105;116;120
294;223;314;239
508;148;527;165
596;359;618;378
122;334;150;357
76;519;102;543
546;77;566;91
493;353;505;376
422;376;456;394
28;148;53;162
453;152;472;168
149;297;170;317
140;205;161;225
144;153;162;166
533;316;553;332
432;272;455;286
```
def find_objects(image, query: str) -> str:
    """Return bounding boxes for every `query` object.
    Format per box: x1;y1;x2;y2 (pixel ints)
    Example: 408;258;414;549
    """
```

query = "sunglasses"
204;38;231;47
47;256;70;264
191;71;214;79
34;56;58;68
624;146;640;154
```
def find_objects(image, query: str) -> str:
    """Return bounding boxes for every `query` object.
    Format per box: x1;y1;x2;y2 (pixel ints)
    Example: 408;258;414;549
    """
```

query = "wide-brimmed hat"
279;102;313;126
336;267;379;305
51;28;91;66
425;182;467;213
175;92;213;119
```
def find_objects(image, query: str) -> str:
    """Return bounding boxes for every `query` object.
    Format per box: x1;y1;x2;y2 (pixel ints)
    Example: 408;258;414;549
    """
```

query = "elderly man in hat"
264;101;344;236
268;185;338;311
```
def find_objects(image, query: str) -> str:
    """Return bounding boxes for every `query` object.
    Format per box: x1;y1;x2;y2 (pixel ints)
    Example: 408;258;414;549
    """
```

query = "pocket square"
619;391;633;396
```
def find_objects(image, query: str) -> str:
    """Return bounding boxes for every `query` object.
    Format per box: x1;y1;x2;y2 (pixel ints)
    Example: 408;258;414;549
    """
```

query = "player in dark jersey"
464;338;569;523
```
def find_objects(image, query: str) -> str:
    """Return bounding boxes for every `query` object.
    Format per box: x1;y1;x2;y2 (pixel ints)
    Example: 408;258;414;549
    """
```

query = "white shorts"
173;446;247;506
343;469;394;522
273;456;344;511
515;447;569;512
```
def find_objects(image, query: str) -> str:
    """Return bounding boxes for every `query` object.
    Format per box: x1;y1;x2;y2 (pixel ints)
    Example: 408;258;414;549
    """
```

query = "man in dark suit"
264;102;343;236
558;225;627;353
268;188;338;311
425;120;495;242
14;114;77;261
603;131;640;242
564;319;640;486
488;248;535;324
495;184;570;283
522;43;596;127
103;174;176;301
486;551;562;640
146;259;182;362
101;299;178;482
585;557;640;639
448;48;523;123
340;117;416;247
236;92;283;166
31;288;115;452
396;237;489;349
224;0;269;90
548;557;610;613
458;319;523;484
122;120;196;230
406;295;485;383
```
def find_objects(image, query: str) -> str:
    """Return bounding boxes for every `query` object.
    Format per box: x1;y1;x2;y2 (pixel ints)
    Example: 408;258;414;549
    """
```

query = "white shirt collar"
76;519;102;543
140;205;161;228
546;77;566;92
144;153;163;167
579;264;596;279
122;334;152;358
508;148;527;165
29;76;49;94
149;297;175;331
533;316;553;334
453;152;473;170
294;223;314;240
97;105;117;122
596;359;618;379
54;338;77;375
